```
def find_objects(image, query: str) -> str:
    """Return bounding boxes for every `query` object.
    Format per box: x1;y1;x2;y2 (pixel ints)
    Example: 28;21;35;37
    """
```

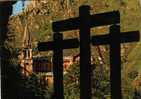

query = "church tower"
18;24;33;76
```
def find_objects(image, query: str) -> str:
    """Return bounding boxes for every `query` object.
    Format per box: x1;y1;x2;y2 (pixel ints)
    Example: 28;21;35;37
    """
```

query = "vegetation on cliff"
8;0;141;99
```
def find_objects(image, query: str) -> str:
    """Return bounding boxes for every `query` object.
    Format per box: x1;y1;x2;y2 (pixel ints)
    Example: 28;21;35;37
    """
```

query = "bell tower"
18;24;33;76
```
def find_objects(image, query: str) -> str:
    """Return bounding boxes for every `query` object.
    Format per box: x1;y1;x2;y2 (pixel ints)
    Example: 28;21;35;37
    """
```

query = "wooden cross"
38;33;79;99
91;25;139;99
38;5;140;99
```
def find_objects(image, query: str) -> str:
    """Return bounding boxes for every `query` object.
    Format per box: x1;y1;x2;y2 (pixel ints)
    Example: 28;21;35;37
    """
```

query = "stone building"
18;24;33;76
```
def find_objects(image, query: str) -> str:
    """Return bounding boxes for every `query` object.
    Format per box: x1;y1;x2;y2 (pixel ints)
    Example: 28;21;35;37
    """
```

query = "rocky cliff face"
9;1;141;63
8;0;141;96
9;1;141;55
10;0;141;41
9;0;140;58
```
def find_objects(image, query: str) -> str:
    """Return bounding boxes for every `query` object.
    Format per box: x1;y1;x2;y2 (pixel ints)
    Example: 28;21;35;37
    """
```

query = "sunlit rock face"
26;0;48;10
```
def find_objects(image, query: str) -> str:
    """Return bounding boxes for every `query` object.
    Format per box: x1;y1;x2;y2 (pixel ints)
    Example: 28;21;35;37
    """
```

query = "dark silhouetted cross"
38;5;140;99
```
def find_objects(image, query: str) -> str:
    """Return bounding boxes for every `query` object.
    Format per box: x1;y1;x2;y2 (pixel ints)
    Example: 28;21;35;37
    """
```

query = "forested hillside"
7;0;141;99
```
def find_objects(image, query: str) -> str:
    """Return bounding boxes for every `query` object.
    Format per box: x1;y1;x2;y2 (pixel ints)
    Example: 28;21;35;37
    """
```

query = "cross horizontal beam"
37;5;140;99
53;11;120;32
92;31;140;45
38;38;79;51
38;31;139;51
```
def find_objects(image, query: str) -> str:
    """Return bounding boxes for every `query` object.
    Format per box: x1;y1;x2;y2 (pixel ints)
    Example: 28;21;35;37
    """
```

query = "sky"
12;1;28;15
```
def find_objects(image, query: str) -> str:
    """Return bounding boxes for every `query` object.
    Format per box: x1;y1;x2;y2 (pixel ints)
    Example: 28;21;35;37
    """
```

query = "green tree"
64;63;80;99
18;74;50;99
64;62;110;99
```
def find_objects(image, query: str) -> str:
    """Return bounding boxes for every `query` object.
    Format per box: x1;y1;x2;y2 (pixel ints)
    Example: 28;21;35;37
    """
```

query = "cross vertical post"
110;25;121;99
38;5;140;99
53;33;64;99
79;6;91;99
